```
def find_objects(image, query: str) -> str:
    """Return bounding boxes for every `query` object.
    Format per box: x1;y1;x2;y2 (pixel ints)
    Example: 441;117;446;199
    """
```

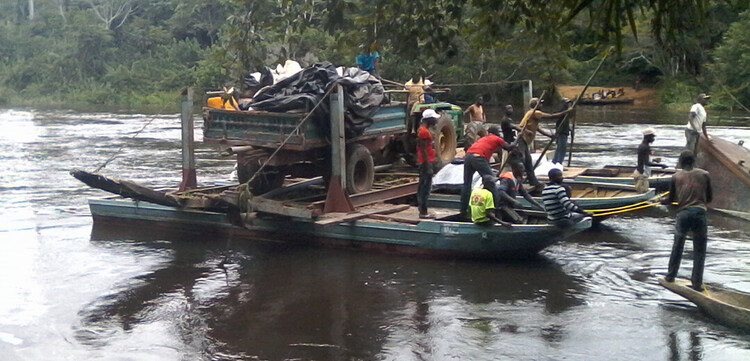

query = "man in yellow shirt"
518;97;572;187
470;175;512;227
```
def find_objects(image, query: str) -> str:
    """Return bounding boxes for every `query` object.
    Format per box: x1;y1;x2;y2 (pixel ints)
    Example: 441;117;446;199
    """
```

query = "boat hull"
89;197;591;259
697;136;750;218
660;278;750;330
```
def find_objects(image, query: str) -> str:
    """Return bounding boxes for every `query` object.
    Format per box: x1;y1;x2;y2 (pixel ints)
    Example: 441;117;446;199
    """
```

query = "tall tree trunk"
28;0;34;20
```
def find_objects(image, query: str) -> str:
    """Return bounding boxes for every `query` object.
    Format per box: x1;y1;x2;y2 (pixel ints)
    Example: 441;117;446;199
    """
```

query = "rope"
92;114;162;173
588;191;669;216
244;83;338;187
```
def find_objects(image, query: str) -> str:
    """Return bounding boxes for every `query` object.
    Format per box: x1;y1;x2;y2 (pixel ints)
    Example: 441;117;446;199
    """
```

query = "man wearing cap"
634;127;668;192
460;126;516;219
416;109;439;218
469;174;512;227
519;97;572;187
686;93;710;154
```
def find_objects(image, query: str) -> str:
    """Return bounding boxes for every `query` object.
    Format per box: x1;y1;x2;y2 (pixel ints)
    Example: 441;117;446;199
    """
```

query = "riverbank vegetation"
1;1;749;112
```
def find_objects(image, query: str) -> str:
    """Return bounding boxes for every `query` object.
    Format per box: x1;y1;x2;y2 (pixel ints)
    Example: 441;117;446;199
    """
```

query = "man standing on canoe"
519;98;572;189
662;150;712;292
500;104;523;167
551;98;574;165
634;128;668;193
542;168;591;227
460;126;516;219
417;109;439;219
686;93;710;154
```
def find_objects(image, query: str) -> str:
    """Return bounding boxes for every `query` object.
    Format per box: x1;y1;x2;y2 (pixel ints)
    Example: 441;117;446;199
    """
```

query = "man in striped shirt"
541;169;591;227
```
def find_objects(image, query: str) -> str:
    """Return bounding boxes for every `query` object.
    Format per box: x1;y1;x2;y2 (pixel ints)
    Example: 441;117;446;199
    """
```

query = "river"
2;105;750;360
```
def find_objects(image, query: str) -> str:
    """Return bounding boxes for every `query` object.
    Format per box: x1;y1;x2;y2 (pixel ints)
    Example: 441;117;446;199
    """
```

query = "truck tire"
345;144;374;194
433;113;457;166
237;159;285;195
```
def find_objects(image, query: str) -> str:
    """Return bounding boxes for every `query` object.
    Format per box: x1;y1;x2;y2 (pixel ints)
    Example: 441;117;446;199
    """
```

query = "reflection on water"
2;107;750;360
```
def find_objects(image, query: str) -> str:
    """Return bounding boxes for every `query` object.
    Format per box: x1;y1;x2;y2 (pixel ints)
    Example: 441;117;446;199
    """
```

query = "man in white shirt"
686;93;710;153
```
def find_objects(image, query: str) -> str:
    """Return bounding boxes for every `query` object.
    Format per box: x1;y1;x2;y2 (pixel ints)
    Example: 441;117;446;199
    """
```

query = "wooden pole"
324;84;355;213
567;48;613;167
533;49;611;170
178;87;197;191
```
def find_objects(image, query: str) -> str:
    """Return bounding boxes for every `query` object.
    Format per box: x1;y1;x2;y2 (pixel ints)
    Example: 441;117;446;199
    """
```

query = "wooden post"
324;85;355;213
179;87;197;191
522;80;533;112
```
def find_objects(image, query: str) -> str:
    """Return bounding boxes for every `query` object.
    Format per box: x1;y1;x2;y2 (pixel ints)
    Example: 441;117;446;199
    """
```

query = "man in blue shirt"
356;43;380;75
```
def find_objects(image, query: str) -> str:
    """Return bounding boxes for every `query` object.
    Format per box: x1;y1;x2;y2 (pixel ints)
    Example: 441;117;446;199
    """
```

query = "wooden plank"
367;213;421;225
315;204;410;226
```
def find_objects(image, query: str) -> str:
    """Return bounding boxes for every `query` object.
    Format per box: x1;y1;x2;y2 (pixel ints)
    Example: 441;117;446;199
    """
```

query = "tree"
86;0;136;30
710;9;750;108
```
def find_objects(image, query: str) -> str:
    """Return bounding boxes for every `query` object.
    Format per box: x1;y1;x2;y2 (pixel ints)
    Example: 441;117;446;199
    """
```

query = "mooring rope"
588;191;669;217
92;114;162;173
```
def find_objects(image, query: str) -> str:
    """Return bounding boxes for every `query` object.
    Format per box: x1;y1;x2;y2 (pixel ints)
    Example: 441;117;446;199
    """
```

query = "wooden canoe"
88;196;592;259
578;98;634;105
659;278;750;330
696;136;750;219
573;165;674;191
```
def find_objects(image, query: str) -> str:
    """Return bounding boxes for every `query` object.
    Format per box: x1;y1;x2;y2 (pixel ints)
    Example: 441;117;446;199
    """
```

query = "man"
542;168;592;227
464;96;486;123
405;69;430;133
416;109;439;219
551;98;574;165
469;175;512;227
355;43;380;75
519;97;572;187
460;126;515;218
633;127;668;193
495;162;545;222
686;93;710;154
500;104;523;167
462;96;487;150
662;150;712;292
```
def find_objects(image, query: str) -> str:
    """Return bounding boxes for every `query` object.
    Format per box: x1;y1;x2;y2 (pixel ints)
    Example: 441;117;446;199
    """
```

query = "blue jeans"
666;208;707;289
460;153;496;216
553;134;568;164
417;163;433;214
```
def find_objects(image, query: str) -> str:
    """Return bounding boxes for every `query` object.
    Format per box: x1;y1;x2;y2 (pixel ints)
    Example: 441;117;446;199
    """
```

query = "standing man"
551;98;574;165
355;43;380;75
500;104;523;167
416;109;439;219
463;96;488;150
633;128;668;193
542;168;592;227
686;93;710;154
519;97;572;187
460;126;515;219
662;150;712;292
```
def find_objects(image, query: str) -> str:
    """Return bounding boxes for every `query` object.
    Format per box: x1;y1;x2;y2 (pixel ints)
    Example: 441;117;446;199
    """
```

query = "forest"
1;0;749;112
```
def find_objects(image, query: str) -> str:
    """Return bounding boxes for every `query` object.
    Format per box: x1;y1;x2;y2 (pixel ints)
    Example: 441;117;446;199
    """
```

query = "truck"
202;94;463;196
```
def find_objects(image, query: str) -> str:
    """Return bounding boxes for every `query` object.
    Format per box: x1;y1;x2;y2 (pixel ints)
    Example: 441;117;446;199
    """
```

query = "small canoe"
572;165;674;191
88;196;592;259
429;181;657;223
659;278;750;330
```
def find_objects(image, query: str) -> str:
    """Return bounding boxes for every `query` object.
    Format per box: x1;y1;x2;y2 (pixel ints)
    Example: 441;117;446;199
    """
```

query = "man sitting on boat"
495;162;545;223
542;169;592;227
633;127;668;193
470;175;512;227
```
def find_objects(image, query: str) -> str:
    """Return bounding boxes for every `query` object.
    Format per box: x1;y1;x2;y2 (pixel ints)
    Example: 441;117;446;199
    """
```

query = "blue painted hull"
89;197;592;259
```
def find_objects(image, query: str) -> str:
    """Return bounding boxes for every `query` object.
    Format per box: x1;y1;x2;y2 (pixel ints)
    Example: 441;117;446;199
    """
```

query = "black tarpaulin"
249;62;385;138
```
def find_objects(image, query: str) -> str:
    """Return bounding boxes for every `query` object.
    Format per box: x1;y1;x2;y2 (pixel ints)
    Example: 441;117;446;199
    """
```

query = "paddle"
533;49;611;170
567;48;614;168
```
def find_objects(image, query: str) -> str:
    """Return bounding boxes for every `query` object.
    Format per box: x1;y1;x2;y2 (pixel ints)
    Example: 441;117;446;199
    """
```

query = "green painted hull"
89;197;591;259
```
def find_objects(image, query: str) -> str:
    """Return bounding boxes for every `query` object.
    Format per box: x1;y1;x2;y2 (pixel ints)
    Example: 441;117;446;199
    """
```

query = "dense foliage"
0;0;748;111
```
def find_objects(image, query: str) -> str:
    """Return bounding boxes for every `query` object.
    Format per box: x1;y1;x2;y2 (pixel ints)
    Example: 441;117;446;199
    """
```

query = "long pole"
533;49;611;170
567;48;613;167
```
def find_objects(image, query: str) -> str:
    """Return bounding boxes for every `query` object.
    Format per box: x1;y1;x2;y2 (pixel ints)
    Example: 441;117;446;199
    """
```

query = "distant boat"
578;98;634;105
660;278;750;331
696;136;750;220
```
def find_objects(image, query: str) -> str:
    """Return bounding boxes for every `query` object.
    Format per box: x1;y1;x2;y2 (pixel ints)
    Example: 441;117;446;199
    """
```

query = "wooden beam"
315;204;410;226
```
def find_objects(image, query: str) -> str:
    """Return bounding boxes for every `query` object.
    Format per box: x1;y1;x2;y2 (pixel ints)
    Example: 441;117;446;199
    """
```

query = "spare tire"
345;144;374;194
237;159;285;195
432;113;457;166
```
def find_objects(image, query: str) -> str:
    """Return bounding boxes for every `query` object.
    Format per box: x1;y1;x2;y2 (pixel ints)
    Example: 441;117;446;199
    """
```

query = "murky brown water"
2;106;750;360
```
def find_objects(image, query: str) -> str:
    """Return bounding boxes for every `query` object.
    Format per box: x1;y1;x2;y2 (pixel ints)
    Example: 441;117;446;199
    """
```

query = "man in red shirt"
460;125;516;219
417;109;439;218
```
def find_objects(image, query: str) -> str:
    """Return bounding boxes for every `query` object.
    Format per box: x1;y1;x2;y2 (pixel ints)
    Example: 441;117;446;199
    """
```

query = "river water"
2;106;750;360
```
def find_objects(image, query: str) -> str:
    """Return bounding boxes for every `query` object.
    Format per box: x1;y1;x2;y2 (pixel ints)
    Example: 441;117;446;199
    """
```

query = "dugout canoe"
696;136;750;220
659;278;750;331
87;196;591;259
572;165;674;191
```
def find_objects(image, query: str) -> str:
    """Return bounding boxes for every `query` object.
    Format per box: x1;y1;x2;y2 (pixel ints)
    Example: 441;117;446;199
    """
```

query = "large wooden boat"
696;136;750;220
87;195;591;259
660;278;750;331
429;181;657;223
